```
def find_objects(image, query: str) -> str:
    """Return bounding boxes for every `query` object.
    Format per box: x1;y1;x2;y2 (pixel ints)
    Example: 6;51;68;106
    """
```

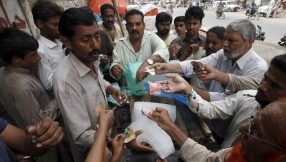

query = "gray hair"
226;19;256;42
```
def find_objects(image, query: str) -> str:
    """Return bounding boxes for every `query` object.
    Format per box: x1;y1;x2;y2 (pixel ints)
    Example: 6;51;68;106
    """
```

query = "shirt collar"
4;66;32;74
39;35;62;48
122;30;152;53
69;52;100;77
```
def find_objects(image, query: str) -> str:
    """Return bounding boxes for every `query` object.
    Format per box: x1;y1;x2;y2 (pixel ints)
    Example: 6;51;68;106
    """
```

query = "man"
169;6;206;61
155;12;177;47
54;7;129;161
246;0;257;16
156;54;286;148
110;9;169;85
152;99;286;162
267;0;275;17
151;19;267;102
173;16;186;37
0;28;68;162
32;0;65;96
0;117;63;162
98;4;124;46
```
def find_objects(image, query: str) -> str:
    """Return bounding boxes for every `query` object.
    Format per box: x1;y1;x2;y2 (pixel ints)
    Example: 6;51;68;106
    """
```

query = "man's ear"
11;56;21;65
36;19;44;29
60;36;72;49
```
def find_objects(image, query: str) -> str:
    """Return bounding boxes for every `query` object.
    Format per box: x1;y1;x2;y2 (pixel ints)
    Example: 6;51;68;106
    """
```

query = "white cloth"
179;48;267;101
37;36;65;91
53;52;110;161
164;33;177;47
187;89;260;148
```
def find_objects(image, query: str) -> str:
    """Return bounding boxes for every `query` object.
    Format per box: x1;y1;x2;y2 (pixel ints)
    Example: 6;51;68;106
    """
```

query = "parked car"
212;1;240;12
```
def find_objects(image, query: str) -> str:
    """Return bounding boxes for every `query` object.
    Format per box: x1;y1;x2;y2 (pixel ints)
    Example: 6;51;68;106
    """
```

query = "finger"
135;130;144;136
37;127;64;148
164;73;177;79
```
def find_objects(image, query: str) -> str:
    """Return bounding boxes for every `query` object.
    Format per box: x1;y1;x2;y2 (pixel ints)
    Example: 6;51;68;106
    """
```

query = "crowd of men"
0;0;286;162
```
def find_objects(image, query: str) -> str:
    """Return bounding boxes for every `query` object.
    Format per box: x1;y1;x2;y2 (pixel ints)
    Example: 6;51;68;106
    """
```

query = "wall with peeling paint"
0;0;89;38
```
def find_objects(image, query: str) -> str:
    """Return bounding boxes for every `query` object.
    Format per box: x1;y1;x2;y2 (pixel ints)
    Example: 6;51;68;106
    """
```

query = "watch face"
147;59;153;65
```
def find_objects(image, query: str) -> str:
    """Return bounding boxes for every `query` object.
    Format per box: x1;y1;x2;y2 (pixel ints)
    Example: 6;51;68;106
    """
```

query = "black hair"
206;26;226;41
174;16;185;24
185;6;205;22
0;28;38;64
32;0;63;27
155;12;172;24
58;6;96;38
270;54;286;75
125;9;144;23
100;4;116;16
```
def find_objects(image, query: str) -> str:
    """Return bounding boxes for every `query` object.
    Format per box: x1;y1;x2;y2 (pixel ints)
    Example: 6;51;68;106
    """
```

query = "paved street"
147;7;286;45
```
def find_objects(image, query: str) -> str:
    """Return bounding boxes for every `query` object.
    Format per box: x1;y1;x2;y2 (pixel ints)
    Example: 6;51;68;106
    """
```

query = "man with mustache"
98;4;124;47
155;12;177;47
32;0;64;98
110;9;169;85
169;6;206;61
53;7;129;161
152;99;286;162
156;54;286;148
150;19;267;146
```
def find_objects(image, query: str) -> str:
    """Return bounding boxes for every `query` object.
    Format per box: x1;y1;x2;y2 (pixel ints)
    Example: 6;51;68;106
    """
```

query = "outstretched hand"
156;74;189;94
193;64;217;81
126;130;156;152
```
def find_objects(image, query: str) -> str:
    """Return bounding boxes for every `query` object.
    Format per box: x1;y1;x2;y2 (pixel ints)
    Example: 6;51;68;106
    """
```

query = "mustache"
223;47;230;51
107;21;113;24
131;30;139;34
89;49;101;55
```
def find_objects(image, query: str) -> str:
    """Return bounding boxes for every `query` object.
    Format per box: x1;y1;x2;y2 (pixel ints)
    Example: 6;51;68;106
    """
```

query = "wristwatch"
147;59;153;65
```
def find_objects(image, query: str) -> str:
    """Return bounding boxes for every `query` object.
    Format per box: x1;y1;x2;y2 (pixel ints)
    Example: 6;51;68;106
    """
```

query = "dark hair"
100;4;116;16
206;26;225;41
125;9;144;23
174;16;185;24
0;28;38;64
185;6;205;22
32;0;63;27
59;6;96;38
270;54;286;75
155;12;172;24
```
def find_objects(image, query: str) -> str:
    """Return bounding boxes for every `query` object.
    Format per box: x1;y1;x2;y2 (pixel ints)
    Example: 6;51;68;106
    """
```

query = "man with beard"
98;4;124;47
53;7;129;161
152;99;286;162
32;0;65;96
154;54;286;148
155;12;177;47
110;9;169;85
169;6;206;60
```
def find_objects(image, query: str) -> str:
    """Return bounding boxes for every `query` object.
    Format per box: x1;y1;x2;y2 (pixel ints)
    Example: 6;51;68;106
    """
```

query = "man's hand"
169;44;179;60
156;74;190;94
126;130;156;152
111;90;127;106
98;110;114;130
150;107;173;132
136;62;149;83
149;63;170;74
185;43;201;53
100;55;109;67
112;64;125;77
111;134;126;161
193;64;217;81
25;117;64;148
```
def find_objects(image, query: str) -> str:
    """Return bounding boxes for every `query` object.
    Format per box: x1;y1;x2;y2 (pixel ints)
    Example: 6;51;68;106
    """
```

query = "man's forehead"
73;24;98;36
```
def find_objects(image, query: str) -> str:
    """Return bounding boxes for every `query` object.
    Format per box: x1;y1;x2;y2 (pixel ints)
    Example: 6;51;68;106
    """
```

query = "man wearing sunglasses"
156;54;286;149
152;99;286;162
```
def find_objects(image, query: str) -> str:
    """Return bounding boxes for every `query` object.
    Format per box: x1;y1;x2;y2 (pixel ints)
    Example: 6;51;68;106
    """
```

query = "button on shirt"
36;36;65;91
53;52;110;161
179;48;268;101
187;89;260;148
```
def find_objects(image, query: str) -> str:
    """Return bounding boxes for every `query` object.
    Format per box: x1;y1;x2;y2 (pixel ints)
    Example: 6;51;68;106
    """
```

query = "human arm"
149;62;183;74
178;42;202;61
0;117;63;156
169;43;179;60
110;134;126;162
106;85;127;106
14;89;58;126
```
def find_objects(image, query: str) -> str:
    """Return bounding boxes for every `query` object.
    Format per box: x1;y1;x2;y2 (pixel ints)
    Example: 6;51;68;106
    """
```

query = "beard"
158;29;169;36
224;45;244;59
226;142;248;162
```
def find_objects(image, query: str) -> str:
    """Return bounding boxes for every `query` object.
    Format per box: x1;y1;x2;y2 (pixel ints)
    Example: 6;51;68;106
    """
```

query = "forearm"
106;85;118;95
179;49;191;62
168;63;184;73
165;122;188;147
213;70;229;87
85;127;109;162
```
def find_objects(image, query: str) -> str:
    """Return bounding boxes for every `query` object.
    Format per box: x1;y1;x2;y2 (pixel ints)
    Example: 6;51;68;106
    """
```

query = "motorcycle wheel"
255;12;260;20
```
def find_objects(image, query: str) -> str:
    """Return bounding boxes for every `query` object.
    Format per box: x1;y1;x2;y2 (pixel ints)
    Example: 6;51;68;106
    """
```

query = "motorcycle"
246;7;260;20
216;8;225;19
278;33;286;47
199;2;208;10
255;25;265;41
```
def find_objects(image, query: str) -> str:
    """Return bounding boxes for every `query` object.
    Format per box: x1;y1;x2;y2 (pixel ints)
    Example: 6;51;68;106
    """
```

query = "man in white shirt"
32;1;64;98
155;12;177;47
